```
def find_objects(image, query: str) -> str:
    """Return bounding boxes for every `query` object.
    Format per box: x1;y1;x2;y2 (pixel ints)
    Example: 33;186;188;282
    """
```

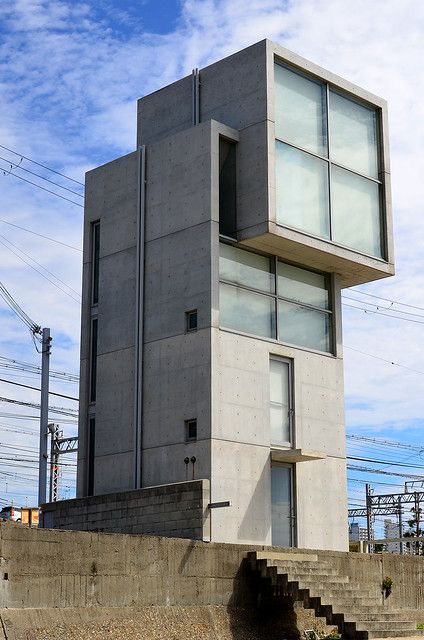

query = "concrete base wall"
42;480;210;541
1;523;424;614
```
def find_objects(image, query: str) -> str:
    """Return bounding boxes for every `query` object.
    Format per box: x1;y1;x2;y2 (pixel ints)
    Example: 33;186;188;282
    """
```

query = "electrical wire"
343;294;424;319
0;397;78;418
0;155;84;199
342;301;424;325
349;287;424;313
0;282;40;334
0;356;79;382
0;144;84;186
0;164;84;208
0;234;81;303
344;345;424;376
0;219;82;252
0;377;78;401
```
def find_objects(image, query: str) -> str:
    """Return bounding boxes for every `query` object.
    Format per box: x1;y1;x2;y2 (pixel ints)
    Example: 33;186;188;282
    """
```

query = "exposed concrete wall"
77;151;139;497
1;525;424;614
210;329;348;550
42;480;210;541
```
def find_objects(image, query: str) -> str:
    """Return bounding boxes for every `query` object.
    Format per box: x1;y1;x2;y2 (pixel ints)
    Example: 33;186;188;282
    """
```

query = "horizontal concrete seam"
145;220;214;245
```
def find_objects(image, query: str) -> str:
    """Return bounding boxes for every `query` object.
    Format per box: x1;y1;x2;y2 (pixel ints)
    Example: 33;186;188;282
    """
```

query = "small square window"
186;309;198;332
185;419;197;442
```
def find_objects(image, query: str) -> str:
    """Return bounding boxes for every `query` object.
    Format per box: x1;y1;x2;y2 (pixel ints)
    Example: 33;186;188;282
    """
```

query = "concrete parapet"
41;479;210;542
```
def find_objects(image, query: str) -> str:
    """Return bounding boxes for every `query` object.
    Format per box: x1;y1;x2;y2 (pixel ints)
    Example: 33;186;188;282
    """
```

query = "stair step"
249;552;421;640
367;630;424;638
354;621;417;632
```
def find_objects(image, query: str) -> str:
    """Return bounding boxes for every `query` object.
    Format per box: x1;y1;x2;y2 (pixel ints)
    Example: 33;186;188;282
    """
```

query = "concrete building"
75;40;393;551
384;519;401;553
349;522;370;543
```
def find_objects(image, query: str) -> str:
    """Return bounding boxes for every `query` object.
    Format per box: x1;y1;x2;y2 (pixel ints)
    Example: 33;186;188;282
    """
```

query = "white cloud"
1;0;424;505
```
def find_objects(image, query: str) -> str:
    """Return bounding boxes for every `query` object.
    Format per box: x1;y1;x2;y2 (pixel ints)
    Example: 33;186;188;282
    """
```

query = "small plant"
416;623;424;630
382;575;393;597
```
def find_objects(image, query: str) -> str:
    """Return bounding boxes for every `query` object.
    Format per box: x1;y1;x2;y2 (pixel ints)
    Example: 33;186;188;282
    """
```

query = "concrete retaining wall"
42;479;210;541
1;522;424;614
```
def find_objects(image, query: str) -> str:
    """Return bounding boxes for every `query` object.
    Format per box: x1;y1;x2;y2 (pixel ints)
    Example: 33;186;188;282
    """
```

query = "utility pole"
48;423;60;502
366;483;373;550
38;328;51;507
398;496;403;555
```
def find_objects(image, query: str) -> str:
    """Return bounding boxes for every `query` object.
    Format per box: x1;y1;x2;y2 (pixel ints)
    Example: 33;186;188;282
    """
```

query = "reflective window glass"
219;283;275;338
329;91;378;178
270;359;291;445
275;63;327;156
278;300;331;352
332;166;382;258
219;243;274;293
276;142;330;239
277;262;328;309
271;465;293;547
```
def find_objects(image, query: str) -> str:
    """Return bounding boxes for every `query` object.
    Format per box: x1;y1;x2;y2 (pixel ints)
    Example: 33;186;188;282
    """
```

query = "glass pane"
329;91;378;178
271;465;293;547
220;283;275;339
276;142;330;239
332;166;382;258
270;359;290;445
279;300;331;352
219;243;274;293
275;63;327;156
278;262;328;309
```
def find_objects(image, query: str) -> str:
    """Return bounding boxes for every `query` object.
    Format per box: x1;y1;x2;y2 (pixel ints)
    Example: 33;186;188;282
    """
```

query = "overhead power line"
0;144;84;186
345;345;424;376
0;219;82;252
0;281;40;334
0;233;81;302
343;294;424;319
0;155;84;199
350;287;424;313
342;301;424;325
0;355;79;382
0;396;78;418
348;455;424;469
347;434;424;452
0;377;78;401
0;164;84;208
347;464;424;479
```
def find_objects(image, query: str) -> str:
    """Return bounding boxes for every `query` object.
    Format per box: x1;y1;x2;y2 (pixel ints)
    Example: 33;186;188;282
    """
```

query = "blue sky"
1;0;424;536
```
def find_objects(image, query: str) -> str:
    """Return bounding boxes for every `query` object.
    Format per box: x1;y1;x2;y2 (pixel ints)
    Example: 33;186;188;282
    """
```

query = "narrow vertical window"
92;221;100;305
90;318;98;403
88;417;96;496
270;358;293;446
219;138;237;238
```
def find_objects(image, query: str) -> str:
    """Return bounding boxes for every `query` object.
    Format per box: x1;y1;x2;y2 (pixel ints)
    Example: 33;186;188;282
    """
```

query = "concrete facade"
74;39;394;551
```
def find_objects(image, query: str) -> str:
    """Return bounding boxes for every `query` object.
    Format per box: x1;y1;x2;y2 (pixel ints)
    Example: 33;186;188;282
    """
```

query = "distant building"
349;522;370;543
384;519;400;553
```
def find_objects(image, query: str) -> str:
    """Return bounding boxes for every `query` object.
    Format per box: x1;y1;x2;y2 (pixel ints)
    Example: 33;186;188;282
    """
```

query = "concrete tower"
75;40;393;550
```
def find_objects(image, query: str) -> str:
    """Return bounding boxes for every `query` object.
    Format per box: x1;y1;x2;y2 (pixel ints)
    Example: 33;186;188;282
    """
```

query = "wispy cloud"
1;0;424;505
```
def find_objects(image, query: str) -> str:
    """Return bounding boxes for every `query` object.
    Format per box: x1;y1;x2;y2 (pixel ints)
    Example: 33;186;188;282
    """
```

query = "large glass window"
219;243;332;353
274;62;383;259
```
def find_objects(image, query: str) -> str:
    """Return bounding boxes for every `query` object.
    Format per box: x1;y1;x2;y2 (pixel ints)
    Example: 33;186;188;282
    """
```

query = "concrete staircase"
248;551;424;639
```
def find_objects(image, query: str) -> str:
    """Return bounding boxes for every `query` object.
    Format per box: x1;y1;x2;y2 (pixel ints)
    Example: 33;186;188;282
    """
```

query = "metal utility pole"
38;328;51;507
398;496;403;555
366;483;372;541
48;423;60;502
48;425;78;502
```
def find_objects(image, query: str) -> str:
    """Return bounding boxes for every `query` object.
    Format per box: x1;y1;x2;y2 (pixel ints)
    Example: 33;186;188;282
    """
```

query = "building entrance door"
271;464;295;547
